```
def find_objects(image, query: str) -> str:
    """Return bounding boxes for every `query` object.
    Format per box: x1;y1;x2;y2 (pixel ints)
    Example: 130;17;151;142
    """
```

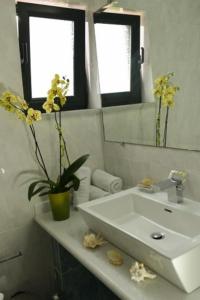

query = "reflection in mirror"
94;10;142;107
102;0;200;151
103;103;155;145
95;22;131;94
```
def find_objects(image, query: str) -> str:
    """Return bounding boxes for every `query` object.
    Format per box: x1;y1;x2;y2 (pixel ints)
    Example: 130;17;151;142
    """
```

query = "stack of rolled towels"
73;167;123;207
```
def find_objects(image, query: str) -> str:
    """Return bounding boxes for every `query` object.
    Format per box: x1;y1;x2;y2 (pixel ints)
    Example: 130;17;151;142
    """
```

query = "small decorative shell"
138;177;154;188
107;250;123;266
129;261;156;282
83;232;106;249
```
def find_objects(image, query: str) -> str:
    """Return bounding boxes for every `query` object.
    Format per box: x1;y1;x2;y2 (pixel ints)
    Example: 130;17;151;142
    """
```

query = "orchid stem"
29;125;50;181
163;107;169;148
156;96;161;147
54;111;70;168
59;111;62;178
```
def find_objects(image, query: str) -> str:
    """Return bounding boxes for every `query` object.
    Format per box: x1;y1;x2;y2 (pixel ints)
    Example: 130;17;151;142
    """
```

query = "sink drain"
151;232;165;240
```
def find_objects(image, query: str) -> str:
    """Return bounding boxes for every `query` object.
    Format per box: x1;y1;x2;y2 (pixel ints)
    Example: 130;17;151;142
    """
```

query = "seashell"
107;250;123;266
129;261;156;282
83;232;107;249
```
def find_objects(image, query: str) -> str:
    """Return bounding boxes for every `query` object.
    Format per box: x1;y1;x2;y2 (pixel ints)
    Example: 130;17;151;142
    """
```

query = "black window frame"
94;12;141;107
16;3;87;111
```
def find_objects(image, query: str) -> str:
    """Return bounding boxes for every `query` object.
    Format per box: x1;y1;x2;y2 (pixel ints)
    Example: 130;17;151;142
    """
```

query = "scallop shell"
83;232;106;249
129;261;156;282
107;250;123;266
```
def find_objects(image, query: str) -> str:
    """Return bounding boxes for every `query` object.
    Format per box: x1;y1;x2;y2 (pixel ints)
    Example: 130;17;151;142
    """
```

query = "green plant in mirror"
154;72;179;147
0;74;89;201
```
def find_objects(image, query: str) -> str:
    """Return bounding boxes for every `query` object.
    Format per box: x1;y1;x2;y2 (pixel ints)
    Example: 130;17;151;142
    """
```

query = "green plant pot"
49;191;70;221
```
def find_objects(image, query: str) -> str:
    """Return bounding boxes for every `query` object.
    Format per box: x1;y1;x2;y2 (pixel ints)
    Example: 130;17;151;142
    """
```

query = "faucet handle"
168;170;187;184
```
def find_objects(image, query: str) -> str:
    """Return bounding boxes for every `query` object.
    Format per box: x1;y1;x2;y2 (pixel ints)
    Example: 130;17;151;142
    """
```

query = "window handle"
20;42;29;65
138;47;144;65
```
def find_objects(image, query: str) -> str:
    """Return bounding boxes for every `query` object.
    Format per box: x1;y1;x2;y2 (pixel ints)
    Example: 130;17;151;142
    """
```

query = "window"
94;13;141;107
16;3;87;110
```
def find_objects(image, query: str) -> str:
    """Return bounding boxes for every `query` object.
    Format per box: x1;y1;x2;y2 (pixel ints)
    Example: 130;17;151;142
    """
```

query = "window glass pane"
30;17;74;98
95;23;131;94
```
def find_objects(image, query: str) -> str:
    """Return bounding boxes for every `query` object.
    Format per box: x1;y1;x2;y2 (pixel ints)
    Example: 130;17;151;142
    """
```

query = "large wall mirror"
102;0;200;151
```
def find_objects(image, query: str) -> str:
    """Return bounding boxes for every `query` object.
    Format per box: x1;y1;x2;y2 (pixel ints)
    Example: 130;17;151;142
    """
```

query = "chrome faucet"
153;170;187;203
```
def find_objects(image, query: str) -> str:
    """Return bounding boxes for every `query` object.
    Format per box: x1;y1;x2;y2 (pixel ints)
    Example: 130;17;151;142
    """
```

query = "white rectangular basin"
78;188;200;293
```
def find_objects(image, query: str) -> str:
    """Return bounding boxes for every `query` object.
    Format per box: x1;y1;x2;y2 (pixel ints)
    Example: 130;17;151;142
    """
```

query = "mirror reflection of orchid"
154;72;179;147
0;74;89;200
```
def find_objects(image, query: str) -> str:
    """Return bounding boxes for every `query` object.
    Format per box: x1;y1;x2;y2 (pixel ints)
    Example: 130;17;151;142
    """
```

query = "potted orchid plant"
0;74;89;220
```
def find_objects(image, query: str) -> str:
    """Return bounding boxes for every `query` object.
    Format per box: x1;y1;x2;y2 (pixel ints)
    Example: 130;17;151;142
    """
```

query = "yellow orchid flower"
42;99;60;113
1;91;15;101
56;87;63;95
21;100;29;110
26;108;42;125
0;92;29;114
155;72;174;85
153;86;162;97
60;96;67;107
16;97;29;111
1;91;18;108
154;73;179;100
48;86;63;98
51;82;57;90
48;75;69;101
166;85;179;96
48;88;57;97
154;72;179;147
54;74;60;81
161;85;179;107
59;79;66;84
0;98;5;107
162;96;175;108
154;76;168;86
0;101;15;112
51;74;60;87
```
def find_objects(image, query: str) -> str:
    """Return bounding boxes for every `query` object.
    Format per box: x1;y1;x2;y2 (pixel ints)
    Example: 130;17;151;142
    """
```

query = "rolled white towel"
73;167;91;207
89;185;110;200
0;293;4;300
92;169;123;194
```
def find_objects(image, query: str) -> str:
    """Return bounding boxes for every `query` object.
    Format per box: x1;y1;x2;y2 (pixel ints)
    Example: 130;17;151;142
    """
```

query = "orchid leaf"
59;154;89;187
71;174;80;191
63;174;80;192
31;186;48;198
28;180;55;201
39;190;51;197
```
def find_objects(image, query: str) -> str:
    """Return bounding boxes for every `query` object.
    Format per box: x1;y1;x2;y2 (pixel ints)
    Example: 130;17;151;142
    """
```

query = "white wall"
0;0;105;298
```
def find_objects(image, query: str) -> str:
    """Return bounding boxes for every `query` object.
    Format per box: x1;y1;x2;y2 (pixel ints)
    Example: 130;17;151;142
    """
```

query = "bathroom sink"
78;187;200;293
